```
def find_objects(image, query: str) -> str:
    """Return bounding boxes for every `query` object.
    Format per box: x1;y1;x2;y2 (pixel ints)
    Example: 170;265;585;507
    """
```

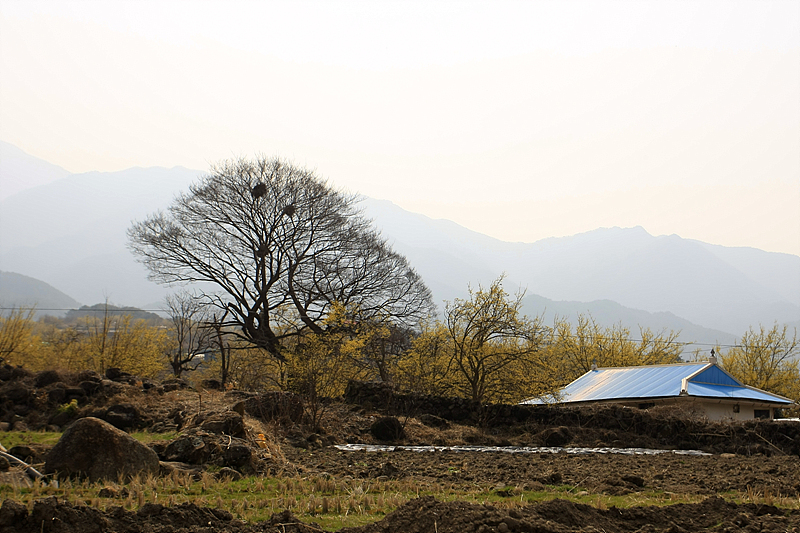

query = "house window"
732;404;740;413
754;409;770;420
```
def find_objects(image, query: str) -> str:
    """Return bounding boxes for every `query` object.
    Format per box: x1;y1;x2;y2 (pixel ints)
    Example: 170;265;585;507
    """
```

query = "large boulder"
193;411;245;438
45;417;159;481
370;416;405;442
102;403;142;430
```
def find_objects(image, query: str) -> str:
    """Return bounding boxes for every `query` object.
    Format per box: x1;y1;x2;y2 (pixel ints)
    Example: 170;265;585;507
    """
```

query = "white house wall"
613;398;779;421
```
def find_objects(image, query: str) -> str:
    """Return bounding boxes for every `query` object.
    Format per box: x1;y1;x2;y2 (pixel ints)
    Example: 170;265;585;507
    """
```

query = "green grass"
129;430;180;444
0;431;62;448
0;430;179;450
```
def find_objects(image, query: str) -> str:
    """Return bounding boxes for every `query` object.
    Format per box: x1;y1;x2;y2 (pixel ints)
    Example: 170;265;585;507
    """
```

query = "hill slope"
0;166;200;305
0;141;70;201
0;271;81;316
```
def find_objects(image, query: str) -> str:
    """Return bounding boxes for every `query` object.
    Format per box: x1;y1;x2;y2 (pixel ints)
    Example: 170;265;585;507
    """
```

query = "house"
520;358;796;421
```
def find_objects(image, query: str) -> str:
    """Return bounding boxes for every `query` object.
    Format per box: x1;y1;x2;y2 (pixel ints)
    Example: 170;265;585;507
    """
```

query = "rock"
419;413;450;429
11;421;28;432
0;455;10;471
103;403;141;430
149;422;179;433
538;426;572;447
76;370;102;382
195;411;245;438
48;408;78;428
162;377;191;392
223;444;252;468
34;370;62;388
141;380;158;392
159;461;204;479
79;380;102;396
370;416;405;442
163;431;215;464
9;445;38;462
105;367;131;381
45;417;160;481
344;380;395;408
243;392;304;423
100;379;128;396
64;387;86;402
6;385;32;404
0;365;30;382
47;384;67;404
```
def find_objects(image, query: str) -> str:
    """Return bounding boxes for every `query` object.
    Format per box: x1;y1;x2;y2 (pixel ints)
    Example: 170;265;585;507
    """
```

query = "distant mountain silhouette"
0;141;70;201
64;303;163;324
0;271;81;317
521;294;737;348
1;143;797;344
0;164;200;305
361;198;800;337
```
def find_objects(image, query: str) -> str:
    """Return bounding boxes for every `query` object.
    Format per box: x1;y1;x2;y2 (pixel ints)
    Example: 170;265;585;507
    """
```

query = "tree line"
2;284;798;407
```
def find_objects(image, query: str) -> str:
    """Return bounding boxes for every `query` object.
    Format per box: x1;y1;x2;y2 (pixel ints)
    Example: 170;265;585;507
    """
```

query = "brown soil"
342;496;800;533
1;370;799;532
3;495;798;532
286;447;800;498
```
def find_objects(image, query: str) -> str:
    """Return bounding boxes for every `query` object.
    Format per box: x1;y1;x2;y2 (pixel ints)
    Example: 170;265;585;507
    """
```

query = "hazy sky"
1;1;799;255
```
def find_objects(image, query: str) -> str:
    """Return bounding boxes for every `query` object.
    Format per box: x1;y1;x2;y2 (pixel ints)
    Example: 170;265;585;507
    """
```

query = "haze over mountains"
1;142;798;348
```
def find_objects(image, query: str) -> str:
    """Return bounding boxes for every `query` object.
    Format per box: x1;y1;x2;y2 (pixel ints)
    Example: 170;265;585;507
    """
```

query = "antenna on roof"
709;348;717;365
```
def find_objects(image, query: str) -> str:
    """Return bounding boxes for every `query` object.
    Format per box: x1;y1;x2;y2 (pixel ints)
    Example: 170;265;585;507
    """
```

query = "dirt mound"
2;496;797;533
0;498;321;533
342;496;800;533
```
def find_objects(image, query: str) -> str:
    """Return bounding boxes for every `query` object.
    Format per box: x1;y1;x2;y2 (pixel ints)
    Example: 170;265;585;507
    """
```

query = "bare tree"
206;313;233;387
128;156;434;362
164;291;214;377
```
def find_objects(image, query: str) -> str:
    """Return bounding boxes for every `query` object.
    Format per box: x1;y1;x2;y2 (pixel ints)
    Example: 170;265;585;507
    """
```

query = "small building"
520;360;796;421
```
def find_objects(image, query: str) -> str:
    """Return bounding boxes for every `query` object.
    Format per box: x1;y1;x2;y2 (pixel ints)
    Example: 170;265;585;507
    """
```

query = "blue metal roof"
688;365;739;387
685;382;793;403
521;362;795;405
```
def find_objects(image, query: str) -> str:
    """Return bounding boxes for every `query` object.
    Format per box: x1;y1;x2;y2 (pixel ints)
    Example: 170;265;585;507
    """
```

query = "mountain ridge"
1;143;798;343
